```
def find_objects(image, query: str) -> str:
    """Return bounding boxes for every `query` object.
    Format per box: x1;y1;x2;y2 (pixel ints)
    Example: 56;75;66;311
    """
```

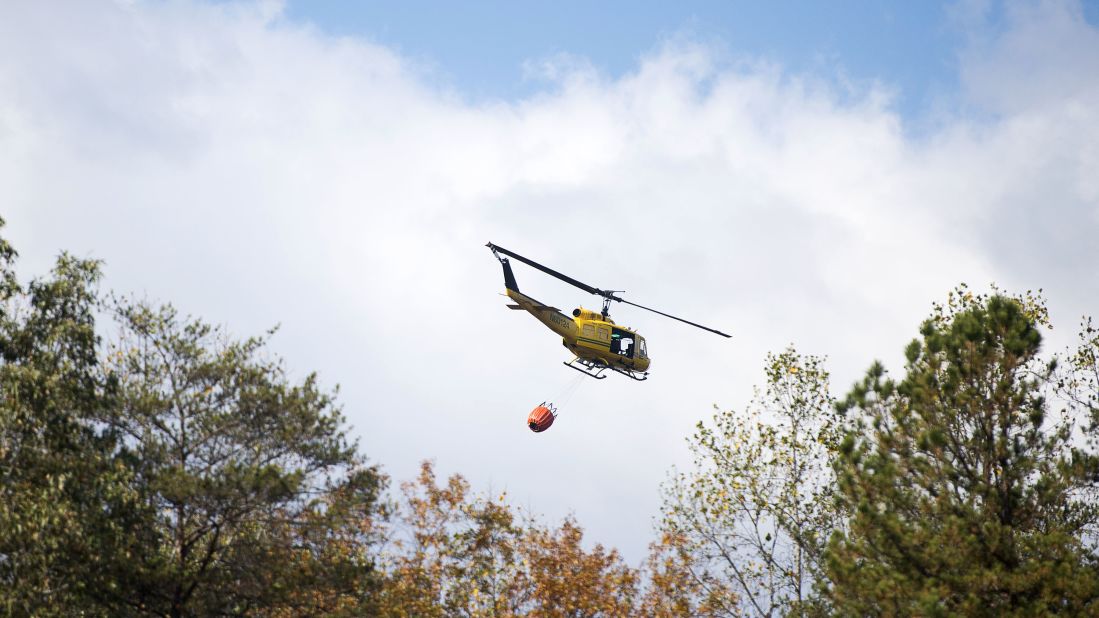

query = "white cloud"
1;0;1097;562
959;0;1099;114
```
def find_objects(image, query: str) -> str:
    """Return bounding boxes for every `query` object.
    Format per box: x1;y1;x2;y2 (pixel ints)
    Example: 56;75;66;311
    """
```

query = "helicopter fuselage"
502;272;651;376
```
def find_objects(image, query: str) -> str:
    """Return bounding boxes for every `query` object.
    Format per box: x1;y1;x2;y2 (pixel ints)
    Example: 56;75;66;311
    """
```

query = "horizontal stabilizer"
507;304;562;312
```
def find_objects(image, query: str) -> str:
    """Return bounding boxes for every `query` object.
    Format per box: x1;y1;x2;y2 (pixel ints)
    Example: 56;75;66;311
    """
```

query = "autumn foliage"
375;460;640;617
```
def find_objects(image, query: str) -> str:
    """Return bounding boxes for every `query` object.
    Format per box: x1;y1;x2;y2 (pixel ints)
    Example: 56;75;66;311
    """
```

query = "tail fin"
501;258;519;292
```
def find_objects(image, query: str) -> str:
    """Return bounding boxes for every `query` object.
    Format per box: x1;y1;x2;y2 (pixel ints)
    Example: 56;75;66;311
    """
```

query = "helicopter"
487;243;730;381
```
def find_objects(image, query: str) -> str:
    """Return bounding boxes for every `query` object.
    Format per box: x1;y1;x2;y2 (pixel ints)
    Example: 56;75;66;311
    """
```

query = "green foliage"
97;297;386;616
0;219;387;616
660;348;841;617
825;288;1099;616
0;219;139;616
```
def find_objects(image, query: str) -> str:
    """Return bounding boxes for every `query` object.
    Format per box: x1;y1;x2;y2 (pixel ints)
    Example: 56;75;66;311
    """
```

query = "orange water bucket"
527;404;557;432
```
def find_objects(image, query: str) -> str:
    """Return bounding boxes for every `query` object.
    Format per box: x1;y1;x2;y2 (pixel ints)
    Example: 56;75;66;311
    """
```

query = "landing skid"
614;366;649;381
563;358;607;379
563;357;648;382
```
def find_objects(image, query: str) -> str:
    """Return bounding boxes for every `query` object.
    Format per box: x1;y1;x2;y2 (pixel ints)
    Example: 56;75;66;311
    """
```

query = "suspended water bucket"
527;402;557;433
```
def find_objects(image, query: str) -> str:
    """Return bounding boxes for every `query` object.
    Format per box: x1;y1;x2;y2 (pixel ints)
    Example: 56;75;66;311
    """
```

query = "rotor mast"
598;293;622;319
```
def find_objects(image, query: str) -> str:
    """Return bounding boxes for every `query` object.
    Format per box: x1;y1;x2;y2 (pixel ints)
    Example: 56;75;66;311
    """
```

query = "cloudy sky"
3;0;1098;562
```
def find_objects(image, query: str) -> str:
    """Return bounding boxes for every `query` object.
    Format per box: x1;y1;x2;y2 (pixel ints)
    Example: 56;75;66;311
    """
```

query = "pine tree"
825;290;1099;615
96;298;387;616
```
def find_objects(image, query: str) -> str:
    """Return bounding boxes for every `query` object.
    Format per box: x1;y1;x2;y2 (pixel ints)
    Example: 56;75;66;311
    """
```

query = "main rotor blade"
618;298;732;338
486;243;603;296
488;242;731;338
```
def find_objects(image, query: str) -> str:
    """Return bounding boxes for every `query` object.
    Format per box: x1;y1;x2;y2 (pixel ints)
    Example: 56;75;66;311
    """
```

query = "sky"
2;0;1099;563
284;1;956;121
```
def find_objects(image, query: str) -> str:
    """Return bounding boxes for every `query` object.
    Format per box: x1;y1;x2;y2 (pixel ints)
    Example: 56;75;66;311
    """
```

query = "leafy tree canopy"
825;286;1099;616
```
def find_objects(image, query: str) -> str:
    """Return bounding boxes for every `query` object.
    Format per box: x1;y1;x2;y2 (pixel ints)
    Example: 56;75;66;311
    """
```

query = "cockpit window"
638;338;647;359
610;328;635;358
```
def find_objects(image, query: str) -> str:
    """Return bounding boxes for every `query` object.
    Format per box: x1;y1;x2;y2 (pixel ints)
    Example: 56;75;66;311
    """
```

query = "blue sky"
283;1;1010;120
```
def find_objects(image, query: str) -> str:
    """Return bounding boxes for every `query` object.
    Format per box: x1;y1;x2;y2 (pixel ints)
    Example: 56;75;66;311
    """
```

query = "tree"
0;220;139;616
96;298;386;617
248;478;389;617
1055;314;1099;422
378;460;524;617
378;460;642;618
825;288;1099;615
659;348;840;617
640;530;731;618
520;517;639;618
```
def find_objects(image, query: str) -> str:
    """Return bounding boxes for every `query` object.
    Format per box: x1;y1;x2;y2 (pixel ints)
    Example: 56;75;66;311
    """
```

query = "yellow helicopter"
487;243;730;381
